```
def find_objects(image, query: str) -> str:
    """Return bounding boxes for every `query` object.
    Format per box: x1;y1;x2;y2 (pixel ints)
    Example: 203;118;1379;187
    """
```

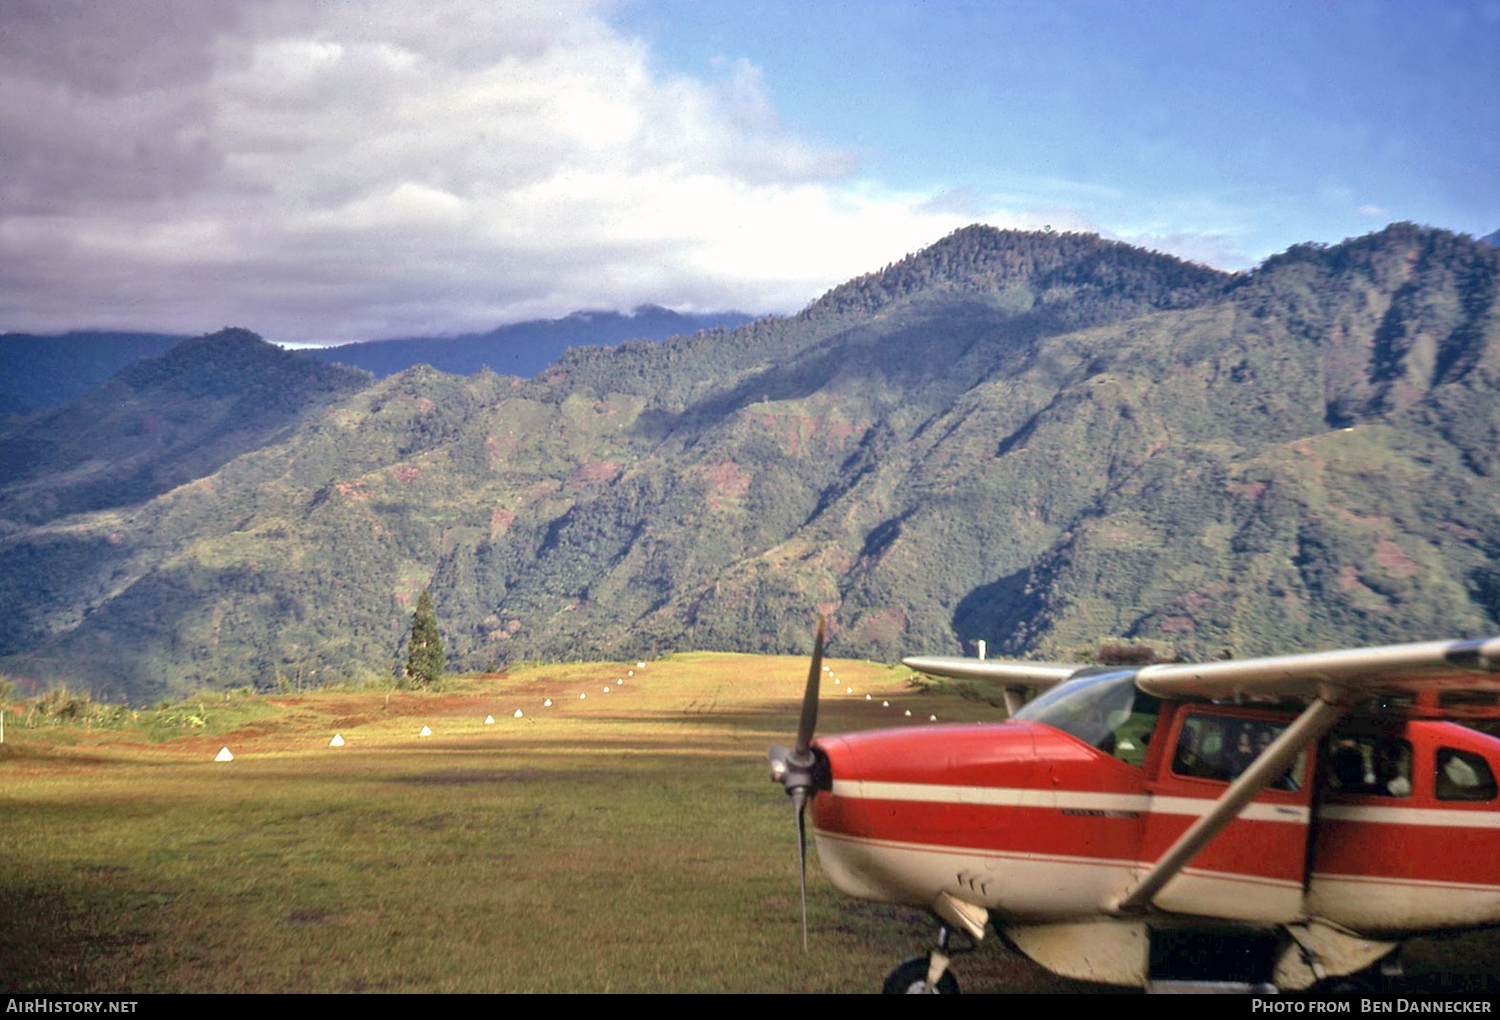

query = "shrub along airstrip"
3;653;1496;993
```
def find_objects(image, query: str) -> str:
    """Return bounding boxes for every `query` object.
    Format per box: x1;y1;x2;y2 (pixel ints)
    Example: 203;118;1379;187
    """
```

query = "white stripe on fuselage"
1319;804;1500;828
833;781;1500;829
831;780;1309;823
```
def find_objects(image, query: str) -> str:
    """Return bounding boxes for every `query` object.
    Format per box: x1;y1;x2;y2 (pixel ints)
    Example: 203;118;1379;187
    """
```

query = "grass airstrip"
3;654;1498;994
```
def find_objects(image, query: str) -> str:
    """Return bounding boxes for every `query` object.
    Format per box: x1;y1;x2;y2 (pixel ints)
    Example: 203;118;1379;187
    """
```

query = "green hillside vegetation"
1;224;1497;703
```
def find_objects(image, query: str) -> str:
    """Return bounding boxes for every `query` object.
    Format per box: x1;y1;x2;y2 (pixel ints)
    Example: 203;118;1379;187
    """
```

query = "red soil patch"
1338;565;1366;593
703;461;752;509
1442;521;1481;542
568;460;621;486
334;481;372;500
1374;538;1420;577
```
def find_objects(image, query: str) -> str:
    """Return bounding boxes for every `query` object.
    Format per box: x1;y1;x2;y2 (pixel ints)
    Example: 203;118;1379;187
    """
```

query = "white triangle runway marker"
215;747;233;761
329;734;345;746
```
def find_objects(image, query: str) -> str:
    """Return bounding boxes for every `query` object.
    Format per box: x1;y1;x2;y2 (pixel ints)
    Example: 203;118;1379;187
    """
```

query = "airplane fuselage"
811;699;1500;938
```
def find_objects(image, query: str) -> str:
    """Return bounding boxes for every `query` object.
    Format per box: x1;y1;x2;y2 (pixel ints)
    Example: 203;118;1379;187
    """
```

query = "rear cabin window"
1326;735;1413;798
1171;713;1303;791
1435;747;1498;802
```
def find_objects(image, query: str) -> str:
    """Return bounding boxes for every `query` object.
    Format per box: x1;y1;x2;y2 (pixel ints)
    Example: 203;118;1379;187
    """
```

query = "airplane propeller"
768;615;825;950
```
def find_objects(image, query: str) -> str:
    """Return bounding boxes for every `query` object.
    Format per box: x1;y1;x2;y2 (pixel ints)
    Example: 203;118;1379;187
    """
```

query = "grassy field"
1;654;1089;993
3;655;1499;994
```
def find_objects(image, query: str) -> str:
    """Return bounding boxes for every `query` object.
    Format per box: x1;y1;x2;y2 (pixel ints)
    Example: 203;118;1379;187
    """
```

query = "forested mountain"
0;330;371;528
305;305;755;380
3;224;1497;704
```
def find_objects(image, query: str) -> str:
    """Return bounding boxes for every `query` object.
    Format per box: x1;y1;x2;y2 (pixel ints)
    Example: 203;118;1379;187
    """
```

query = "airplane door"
1140;707;1314;922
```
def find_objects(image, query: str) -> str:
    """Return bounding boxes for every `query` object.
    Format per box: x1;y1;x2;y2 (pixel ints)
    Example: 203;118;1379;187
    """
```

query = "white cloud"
0;0;1208;342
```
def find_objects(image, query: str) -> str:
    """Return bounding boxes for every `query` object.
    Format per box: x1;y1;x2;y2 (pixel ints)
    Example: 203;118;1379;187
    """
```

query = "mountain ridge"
305;304;756;380
3;223;1497;702
0;307;758;419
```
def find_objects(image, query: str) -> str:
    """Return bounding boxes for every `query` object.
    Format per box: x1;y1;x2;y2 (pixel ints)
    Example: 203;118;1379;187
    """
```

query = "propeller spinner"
768;616;827;950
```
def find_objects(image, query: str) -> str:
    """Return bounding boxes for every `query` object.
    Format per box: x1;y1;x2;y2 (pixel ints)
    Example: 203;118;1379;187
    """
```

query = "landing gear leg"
882;926;963;994
925;926;954;991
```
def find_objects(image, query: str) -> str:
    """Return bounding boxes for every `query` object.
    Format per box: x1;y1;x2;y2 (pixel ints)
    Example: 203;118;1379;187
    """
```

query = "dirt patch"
1374;537;1420;577
0;743;48;762
568;460;620;487
285;910;341;927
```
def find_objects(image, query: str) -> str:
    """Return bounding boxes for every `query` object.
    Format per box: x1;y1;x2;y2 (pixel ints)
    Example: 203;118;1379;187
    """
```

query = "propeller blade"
794;616;825;758
794;786;809;952
769;614;828;951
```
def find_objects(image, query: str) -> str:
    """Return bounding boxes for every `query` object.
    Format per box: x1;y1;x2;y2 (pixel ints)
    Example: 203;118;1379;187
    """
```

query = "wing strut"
1111;691;1350;915
1001;688;1026;717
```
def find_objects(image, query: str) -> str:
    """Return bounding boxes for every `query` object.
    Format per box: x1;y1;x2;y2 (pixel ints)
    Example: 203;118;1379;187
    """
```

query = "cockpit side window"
1172;713;1302;790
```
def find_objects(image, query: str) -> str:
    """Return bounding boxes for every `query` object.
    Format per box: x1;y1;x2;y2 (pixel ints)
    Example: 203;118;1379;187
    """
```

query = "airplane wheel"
882;956;961;994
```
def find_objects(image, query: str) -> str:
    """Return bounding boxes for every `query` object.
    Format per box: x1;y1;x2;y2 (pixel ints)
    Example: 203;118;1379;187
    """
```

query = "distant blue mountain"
1481;228;1500;248
1;331;187;417
304;305;756;380
0;307;756;418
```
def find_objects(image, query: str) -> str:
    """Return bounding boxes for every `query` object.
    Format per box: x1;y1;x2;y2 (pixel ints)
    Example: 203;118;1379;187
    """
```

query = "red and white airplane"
768;623;1500;993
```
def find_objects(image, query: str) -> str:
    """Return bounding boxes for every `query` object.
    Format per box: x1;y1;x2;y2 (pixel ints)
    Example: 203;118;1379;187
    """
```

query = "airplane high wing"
772;633;1500;992
1132;635;1500;702
905;635;1500;707
896;657;1080;686
899;656;1078;715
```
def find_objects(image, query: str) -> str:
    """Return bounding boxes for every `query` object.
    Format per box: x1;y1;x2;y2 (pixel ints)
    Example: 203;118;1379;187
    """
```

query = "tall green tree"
405;589;444;689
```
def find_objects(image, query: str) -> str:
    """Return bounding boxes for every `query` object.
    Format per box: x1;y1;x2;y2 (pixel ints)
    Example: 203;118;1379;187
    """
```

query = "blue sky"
1;0;1495;341
621;0;1500;267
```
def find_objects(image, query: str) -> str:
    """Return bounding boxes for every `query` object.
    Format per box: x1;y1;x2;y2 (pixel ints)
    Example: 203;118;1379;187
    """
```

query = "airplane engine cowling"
809;723;1039;907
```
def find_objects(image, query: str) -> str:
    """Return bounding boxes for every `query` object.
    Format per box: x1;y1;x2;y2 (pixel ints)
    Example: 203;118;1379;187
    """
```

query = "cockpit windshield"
1012;669;1160;765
